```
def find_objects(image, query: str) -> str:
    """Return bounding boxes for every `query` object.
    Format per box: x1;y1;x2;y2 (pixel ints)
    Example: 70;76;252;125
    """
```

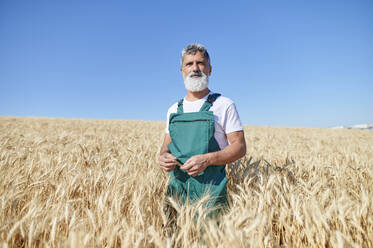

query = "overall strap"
177;99;184;114
199;93;221;112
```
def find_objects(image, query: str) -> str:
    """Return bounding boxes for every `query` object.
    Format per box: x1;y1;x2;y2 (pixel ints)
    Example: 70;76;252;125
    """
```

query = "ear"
208;65;212;76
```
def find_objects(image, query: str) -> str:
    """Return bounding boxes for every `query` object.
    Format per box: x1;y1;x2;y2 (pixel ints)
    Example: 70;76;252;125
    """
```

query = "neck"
185;88;210;101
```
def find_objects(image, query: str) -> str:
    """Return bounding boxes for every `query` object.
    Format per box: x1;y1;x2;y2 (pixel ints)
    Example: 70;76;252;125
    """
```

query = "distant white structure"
352;124;372;129
331;124;373;130
331;126;346;129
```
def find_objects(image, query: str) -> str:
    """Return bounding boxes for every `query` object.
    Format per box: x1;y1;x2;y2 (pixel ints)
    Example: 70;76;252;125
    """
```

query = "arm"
181;130;246;177
206;130;246;165
159;134;181;172
159;133;172;156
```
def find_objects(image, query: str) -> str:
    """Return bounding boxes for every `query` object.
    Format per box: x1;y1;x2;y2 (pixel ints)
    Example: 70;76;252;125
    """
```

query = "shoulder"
210;93;241;120
167;101;178;115
212;94;235;110
215;94;234;105
213;94;243;133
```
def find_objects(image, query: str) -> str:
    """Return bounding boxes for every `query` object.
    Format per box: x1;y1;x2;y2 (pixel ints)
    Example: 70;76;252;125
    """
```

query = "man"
159;44;246;212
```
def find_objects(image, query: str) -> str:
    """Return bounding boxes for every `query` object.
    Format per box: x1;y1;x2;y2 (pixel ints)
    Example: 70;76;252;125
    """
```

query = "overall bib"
166;93;228;210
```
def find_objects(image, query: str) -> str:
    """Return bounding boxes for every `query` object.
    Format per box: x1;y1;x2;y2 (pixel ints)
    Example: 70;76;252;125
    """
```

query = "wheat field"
0;116;372;247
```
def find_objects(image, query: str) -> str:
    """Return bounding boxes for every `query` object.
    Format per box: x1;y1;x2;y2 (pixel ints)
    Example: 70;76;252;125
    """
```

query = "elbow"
241;145;247;158
239;141;246;159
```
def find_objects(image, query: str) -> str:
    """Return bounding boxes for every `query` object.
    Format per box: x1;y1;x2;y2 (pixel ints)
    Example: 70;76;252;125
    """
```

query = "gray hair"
181;43;210;65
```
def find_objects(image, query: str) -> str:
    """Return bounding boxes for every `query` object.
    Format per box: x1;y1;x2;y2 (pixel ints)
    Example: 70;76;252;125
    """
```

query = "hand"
180;154;210;177
159;152;180;172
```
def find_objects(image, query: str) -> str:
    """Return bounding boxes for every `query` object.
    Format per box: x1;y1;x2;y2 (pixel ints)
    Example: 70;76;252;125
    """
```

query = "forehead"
182;51;208;63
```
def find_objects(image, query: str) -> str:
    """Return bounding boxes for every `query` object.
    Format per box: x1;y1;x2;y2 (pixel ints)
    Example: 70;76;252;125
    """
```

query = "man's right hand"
159;152;180;172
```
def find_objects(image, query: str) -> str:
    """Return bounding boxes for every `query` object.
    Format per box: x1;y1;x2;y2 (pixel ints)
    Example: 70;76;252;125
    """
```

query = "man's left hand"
180;154;209;177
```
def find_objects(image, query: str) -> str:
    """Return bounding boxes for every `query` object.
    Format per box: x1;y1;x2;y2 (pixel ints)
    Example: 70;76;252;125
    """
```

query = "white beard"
183;72;209;92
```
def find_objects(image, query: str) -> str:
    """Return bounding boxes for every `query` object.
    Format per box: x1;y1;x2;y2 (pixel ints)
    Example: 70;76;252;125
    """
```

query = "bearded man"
159;44;246;213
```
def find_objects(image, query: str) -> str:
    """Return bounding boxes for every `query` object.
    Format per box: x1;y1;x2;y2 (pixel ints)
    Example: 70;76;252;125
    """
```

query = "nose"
191;62;200;72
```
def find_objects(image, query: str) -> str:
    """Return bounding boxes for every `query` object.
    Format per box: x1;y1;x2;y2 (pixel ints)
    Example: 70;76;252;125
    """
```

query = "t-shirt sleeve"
224;103;243;134
165;103;177;133
165;108;171;133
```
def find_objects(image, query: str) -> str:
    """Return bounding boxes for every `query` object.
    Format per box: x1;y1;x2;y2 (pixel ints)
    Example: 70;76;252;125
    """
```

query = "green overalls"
166;93;228;211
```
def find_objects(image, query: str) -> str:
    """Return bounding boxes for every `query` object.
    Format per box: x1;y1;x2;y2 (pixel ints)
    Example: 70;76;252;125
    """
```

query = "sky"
0;0;372;128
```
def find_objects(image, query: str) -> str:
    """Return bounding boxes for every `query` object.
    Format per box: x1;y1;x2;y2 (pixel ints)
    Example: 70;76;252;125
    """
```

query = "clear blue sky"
1;0;372;128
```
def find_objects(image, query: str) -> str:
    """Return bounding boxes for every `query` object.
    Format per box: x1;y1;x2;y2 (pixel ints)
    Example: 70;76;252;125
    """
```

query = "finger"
160;153;176;160
161;161;176;167
187;168;199;176
185;165;196;172
161;164;175;172
175;160;182;166
181;158;195;168
160;157;177;163
180;162;193;171
161;161;177;169
160;157;179;165
166;156;181;166
164;153;177;160
188;165;203;175
189;171;199;177
160;164;172;171
167;163;177;168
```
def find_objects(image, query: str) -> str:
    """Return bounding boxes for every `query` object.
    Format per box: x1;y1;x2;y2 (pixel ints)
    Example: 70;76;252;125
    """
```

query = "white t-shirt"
165;92;243;150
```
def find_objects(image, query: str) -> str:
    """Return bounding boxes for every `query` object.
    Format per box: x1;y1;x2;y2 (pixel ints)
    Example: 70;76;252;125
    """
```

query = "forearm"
205;141;246;165
204;130;246;166
159;134;180;172
159;134;172;156
160;143;170;156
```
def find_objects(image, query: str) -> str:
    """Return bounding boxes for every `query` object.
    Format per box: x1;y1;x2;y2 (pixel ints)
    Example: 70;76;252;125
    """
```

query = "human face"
181;51;211;79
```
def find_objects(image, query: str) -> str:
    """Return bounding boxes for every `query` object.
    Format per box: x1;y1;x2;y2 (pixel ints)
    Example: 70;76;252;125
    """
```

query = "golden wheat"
0;116;372;247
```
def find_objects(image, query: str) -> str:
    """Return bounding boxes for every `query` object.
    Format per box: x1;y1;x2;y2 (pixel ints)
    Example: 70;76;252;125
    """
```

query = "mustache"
187;72;205;78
